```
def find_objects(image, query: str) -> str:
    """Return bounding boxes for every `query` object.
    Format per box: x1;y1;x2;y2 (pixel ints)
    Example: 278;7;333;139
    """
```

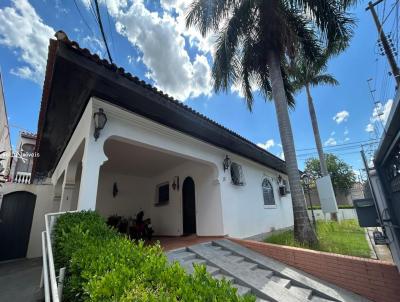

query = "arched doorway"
0;191;36;261
182;177;196;235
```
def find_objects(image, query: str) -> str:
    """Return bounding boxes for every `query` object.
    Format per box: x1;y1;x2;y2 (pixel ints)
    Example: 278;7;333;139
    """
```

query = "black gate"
0;191;36;261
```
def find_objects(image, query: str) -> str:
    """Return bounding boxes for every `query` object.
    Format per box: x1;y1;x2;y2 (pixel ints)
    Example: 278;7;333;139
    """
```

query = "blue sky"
0;0;397;173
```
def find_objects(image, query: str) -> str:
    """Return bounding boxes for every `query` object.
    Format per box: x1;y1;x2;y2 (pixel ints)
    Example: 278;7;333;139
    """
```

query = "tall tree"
186;0;354;245
304;154;356;194
291;55;338;177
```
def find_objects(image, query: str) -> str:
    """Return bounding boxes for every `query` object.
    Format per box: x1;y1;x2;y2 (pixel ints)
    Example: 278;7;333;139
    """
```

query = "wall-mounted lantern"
93;108;107;141
172;176;180;191
223;155;232;172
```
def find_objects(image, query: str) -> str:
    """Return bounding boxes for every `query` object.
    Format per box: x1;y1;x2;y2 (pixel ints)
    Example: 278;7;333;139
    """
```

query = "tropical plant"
54;211;255;302
186;0;354;245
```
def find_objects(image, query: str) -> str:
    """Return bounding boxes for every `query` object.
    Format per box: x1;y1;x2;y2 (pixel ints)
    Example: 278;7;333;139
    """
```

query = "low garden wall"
308;208;358;221
231;238;400;302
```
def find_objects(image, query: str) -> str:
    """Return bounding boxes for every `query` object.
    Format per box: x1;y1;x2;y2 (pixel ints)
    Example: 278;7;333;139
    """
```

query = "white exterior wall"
52;97;294;239
0;181;54;258
96;171;152;218
219;156;294;238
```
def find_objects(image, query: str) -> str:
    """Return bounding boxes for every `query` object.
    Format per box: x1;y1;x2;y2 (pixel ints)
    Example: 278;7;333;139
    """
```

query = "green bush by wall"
53;211;255;301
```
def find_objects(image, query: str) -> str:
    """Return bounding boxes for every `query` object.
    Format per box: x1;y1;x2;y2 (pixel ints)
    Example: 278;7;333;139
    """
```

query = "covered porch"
55;134;225;237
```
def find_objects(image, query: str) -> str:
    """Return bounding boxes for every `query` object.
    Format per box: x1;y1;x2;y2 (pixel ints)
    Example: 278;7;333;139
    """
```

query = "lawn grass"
265;220;371;258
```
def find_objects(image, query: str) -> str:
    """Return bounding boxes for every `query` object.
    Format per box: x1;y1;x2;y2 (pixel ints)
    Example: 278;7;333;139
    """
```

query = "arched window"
262;178;275;206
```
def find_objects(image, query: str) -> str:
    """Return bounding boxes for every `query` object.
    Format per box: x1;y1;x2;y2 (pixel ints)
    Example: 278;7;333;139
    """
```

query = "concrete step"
310;296;336;302
167;240;372;302
167;250;196;263
214;273;234;283
288;285;312;300
233;283;251;296
251;267;274;279
225;254;245;263
270;275;291;288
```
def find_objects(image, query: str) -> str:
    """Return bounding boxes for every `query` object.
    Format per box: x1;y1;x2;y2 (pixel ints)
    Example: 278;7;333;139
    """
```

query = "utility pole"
367;0;400;87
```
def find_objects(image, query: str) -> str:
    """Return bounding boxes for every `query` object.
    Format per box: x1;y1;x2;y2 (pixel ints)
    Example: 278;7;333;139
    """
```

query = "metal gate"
0;191;36;261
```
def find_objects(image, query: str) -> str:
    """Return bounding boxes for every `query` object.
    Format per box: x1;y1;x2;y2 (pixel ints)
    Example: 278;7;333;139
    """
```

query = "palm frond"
309;74;339;86
185;0;238;36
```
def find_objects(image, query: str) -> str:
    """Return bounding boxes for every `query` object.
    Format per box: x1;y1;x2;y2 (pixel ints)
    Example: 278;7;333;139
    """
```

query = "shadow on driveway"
0;258;42;302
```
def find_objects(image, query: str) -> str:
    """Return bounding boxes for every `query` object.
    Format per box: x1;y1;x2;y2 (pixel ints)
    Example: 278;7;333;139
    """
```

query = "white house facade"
22;32;295;250
47;97;293;238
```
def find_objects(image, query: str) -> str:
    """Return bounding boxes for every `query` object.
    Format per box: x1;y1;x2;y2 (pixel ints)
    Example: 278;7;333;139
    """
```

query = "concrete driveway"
0;258;43;302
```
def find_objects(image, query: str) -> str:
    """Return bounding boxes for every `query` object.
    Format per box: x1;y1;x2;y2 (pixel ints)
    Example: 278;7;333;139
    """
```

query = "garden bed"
264;220;371;258
53;211;255;301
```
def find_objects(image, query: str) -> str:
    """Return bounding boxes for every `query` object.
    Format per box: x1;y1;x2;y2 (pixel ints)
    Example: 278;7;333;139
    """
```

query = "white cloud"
257;139;275;150
365;99;393;133
324;137;337;146
83;0;213;101
371;99;393;124
0;0;55;84
365;123;374;133
344;128;349;136
81;36;105;57
279;152;285;160
333;110;349;124
344;137;350;142
330;131;336;136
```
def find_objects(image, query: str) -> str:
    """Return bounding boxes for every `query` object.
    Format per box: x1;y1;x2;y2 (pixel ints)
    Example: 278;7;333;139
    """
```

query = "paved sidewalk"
0;258;43;302
366;227;394;262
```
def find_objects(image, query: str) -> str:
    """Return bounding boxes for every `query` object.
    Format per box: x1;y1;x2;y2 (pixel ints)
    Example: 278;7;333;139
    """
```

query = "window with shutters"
262;178;275;206
230;162;245;186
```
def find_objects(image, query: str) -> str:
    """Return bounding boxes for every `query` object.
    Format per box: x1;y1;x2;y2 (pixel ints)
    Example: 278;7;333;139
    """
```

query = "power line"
295;139;379;152
93;0;113;63
73;0;95;37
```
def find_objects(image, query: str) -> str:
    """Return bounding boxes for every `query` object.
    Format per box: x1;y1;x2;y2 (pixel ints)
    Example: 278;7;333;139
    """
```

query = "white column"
77;138;107;211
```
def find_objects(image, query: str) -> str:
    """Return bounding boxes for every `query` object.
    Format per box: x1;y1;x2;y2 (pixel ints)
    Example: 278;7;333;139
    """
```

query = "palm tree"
291;56;338;177
186;0;354;245
291;56;340;220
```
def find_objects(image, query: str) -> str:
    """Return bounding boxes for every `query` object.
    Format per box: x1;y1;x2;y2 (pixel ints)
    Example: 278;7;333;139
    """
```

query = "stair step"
214;273;234;282
270;275;291;288
310;296;336;302
167;251;196;262
288;285;312;300
252;268;274;279
225;255;245;263
233;283;251;296
237;261;258;270
206;265;220;276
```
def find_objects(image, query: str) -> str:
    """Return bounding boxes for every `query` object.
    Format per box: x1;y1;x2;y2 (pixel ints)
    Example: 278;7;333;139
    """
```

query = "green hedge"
53;211;255;302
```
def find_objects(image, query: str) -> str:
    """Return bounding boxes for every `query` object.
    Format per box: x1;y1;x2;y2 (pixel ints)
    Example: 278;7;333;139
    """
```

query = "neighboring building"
0;131;54;261
9;132;37;184
305;182;365;208
32;32;294;241
0;70;11;183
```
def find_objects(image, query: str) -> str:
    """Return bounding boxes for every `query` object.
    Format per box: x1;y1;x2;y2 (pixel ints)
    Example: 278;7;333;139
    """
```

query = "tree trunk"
305;84;328;176
305;85;338;221
267;50;318;246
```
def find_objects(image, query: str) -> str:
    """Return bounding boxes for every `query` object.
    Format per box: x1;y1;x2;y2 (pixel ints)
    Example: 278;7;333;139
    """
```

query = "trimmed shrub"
53;211;255;302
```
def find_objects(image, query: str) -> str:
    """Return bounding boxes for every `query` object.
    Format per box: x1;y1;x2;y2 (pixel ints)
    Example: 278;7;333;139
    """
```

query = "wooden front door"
0;191;36;261
182;177;196;235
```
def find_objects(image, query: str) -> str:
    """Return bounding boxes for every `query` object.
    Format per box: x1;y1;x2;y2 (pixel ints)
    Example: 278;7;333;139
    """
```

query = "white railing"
13;172;31;184
42;211;77;302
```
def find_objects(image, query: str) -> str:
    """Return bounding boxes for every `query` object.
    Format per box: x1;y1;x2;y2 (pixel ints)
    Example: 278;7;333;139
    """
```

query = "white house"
30;32;294;244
